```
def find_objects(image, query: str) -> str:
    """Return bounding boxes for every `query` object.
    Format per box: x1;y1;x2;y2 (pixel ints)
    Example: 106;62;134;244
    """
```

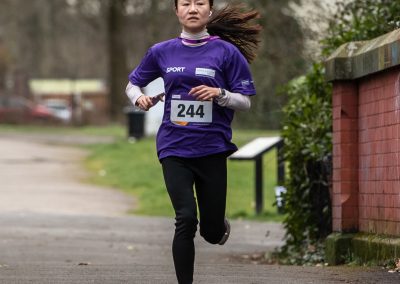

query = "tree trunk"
108;0;128;122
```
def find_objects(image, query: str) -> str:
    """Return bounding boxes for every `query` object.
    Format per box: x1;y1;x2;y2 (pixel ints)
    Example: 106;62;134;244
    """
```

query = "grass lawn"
0;124;284;221
84;127;284;222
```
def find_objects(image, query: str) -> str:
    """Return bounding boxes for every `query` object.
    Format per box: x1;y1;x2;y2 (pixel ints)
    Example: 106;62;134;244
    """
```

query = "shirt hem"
158;146;237;161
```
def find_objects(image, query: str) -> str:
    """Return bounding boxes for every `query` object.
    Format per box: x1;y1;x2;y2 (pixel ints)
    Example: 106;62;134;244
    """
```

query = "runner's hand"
189;85;220;101
136;93;165;111
136;95;153;111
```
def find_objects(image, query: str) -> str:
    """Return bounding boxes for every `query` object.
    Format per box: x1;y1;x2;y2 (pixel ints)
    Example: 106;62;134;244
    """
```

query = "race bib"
170;100;212;123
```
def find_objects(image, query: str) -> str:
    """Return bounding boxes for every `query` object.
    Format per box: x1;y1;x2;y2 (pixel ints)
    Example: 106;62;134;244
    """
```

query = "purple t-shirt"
128;37;256;160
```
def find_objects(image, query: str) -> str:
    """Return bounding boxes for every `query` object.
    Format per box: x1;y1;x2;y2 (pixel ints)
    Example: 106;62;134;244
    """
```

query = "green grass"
85;128;284;221
0;124;284;221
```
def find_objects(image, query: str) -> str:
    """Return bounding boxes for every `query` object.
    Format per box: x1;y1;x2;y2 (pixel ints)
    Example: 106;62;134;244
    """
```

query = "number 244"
177;104;205;118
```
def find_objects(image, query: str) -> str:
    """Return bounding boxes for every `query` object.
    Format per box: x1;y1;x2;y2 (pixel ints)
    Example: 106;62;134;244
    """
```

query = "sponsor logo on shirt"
166;67;186;73
195;68;216;78
241;79;253;89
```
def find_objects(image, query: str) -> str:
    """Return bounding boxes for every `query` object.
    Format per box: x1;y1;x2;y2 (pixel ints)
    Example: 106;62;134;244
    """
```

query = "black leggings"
161;153;228;284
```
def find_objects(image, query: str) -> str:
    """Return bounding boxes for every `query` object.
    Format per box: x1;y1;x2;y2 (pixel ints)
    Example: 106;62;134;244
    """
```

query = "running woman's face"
175;0;211;33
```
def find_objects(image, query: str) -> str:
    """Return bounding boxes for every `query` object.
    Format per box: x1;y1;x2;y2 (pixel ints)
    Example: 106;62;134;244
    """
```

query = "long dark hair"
174;1;261;63
208;4;261;63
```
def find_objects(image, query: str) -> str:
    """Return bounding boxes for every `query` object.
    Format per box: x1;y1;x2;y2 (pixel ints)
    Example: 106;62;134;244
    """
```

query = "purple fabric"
128;38;256;160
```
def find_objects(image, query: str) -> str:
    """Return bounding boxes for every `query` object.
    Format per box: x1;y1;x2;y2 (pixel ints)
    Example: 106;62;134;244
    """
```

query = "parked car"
0;96;60;124
43;99;72;123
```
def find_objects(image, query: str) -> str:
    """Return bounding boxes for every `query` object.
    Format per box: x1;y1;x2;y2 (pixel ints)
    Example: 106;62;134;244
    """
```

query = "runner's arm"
125;82;144;106
215;90;251;111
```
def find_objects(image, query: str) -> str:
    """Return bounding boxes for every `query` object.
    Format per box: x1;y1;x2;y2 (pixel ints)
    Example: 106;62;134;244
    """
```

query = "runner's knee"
174;211;198;238
200;224;224;244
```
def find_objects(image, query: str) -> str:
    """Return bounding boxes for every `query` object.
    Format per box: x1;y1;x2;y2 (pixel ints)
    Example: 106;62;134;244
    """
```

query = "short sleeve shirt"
128;38;256;160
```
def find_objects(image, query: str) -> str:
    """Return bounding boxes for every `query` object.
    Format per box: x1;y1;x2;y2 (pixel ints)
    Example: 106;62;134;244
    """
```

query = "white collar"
180;29;210;40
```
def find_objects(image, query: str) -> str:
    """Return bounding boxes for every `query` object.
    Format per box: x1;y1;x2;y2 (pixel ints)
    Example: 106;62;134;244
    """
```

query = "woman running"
126;0;261;283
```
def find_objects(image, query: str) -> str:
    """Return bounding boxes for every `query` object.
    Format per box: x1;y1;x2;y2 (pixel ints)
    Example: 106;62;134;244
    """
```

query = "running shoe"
218;218;230;245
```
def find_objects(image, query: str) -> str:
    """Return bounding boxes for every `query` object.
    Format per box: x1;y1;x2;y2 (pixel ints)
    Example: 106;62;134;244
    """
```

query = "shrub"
279;0;400;264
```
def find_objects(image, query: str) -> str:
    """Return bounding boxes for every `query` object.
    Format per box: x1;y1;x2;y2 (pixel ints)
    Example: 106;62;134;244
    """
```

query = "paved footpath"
0;133;399;284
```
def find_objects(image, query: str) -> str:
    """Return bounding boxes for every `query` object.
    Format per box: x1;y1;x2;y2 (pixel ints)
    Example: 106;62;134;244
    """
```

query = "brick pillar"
332;81;359;232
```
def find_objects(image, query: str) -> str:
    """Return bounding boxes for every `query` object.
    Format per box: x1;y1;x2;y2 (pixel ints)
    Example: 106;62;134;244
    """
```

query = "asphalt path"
0;133;398;283
0;136;134;216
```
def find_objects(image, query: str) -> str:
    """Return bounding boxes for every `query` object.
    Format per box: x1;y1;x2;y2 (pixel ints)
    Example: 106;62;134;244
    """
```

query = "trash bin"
124;106;145;140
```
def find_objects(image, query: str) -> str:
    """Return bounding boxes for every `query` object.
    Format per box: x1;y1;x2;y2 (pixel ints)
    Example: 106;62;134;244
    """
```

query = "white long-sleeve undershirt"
125;82;144;106
215;89;251;111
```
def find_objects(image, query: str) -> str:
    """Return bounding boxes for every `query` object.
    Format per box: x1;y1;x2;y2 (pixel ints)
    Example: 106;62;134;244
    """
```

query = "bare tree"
106;0;128;121
0;38;11;94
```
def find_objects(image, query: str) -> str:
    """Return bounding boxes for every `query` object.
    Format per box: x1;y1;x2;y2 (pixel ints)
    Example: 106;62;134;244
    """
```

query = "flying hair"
207;4;261;63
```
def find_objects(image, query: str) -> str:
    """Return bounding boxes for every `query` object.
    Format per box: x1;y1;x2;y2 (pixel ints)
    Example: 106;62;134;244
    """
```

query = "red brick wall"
358;69;400;236
332;81;359;232
332;68;400;236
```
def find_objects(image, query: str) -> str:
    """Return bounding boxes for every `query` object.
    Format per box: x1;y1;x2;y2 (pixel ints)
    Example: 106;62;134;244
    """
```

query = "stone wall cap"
325;28;400;81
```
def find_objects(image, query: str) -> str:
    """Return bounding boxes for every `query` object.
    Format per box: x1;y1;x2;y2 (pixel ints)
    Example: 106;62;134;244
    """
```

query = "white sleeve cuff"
126;82;144;106
215;90;251;111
